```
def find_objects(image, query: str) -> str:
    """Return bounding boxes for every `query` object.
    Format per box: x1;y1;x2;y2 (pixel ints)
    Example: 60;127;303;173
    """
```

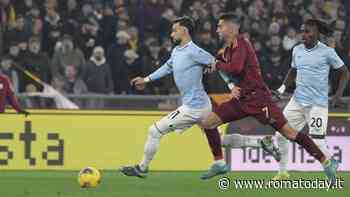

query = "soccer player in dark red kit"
0;74;29;115
200;13;338;182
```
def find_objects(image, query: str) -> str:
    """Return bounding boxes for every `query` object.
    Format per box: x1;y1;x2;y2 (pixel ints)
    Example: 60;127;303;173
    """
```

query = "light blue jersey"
292;41;344;107
148;41;215;108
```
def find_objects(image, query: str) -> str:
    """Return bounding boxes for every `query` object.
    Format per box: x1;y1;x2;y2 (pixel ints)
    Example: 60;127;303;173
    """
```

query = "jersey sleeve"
148;50;174;81
216;43;247;75
327;49;344;69
190;46;215;65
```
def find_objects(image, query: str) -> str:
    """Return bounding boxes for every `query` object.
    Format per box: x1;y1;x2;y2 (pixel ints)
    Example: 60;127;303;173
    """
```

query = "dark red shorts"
214;98;287;130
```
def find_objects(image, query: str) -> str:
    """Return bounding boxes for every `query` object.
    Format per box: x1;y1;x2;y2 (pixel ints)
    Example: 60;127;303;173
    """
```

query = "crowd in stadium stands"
0;0;349;97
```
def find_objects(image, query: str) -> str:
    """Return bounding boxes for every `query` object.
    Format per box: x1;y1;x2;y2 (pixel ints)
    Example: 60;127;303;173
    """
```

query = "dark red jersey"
0;74;21;112
216;36;272;103
214;36;287;130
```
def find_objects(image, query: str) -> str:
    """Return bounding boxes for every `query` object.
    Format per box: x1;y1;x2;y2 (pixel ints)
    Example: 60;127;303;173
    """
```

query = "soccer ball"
78;167;101;188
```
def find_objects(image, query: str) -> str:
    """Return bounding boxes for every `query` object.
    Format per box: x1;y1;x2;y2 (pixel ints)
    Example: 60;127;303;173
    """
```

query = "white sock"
312;138;331;160
222;134;260;148
139;125;162;171
276;132;289;173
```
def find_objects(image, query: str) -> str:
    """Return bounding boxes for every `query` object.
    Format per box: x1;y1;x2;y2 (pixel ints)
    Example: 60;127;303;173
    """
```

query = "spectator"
83;46;113;94
0;0;16;30
21;36;51;92
76;22;100;59
139;0;165;34
63;65;87;94
51;34;85;78
79;3;98;28
14;0;35;16
99;5;117;49
24;5;43;38
42;6;63;56
263;35;289;89
107;30;130;94
62;0;80;36
64;0;80;20
7;41;25;63
282;27;298;51
5;15;31;49
124;49;142;94
268;22;281;36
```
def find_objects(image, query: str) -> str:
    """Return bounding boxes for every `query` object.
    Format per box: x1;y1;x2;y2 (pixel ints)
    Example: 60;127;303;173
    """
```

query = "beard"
172;38;181;45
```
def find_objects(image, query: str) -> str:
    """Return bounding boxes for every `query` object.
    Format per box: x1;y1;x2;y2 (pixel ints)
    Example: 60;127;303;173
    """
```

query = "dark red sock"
204;128;223;160
294;132;326;163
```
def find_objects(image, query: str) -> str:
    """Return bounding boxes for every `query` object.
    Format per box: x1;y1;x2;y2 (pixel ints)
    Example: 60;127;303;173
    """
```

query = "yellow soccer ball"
78;167;101;188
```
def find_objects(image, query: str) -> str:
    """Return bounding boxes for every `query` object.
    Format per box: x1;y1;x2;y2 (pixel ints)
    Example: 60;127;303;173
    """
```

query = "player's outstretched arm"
145;62;173;82
145;53;174;82
130;57;174;90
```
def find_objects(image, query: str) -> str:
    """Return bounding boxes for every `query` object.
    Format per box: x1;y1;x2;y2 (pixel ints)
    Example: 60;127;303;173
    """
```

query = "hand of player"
130;77;146;90
18;109;30;117
206;61;217;73
230;86;241;100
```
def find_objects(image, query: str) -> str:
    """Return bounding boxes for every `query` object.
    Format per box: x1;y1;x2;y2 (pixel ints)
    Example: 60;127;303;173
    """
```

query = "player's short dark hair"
219;12;241;25
173;16;195;36
304;19;333;36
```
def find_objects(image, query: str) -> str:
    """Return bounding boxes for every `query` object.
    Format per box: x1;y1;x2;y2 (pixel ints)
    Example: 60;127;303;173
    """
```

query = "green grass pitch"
0;171;349;197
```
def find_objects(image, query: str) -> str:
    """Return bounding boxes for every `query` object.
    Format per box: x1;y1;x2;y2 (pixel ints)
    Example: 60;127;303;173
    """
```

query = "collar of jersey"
304;41;321;52
176;41;193;50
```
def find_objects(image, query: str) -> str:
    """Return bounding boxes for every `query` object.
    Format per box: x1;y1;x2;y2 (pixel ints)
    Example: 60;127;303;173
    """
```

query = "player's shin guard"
276;132;289;172
140;124;162;171
222;134;260;148
294;132;326;163
204;128;223;160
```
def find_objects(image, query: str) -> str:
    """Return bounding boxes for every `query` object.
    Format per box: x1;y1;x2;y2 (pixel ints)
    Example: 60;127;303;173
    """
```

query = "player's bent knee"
200;112;223;129
149;124;163;139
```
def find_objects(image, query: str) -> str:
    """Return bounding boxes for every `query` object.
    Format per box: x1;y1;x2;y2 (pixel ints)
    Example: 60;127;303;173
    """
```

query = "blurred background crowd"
0;0;349;99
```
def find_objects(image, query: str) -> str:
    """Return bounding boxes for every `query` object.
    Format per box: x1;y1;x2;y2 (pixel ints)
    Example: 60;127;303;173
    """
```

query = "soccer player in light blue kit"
272;19;349;180
120;16;230;178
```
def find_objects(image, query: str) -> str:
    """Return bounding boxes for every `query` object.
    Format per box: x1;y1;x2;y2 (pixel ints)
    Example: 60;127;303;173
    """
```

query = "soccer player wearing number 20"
272;19;349;180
